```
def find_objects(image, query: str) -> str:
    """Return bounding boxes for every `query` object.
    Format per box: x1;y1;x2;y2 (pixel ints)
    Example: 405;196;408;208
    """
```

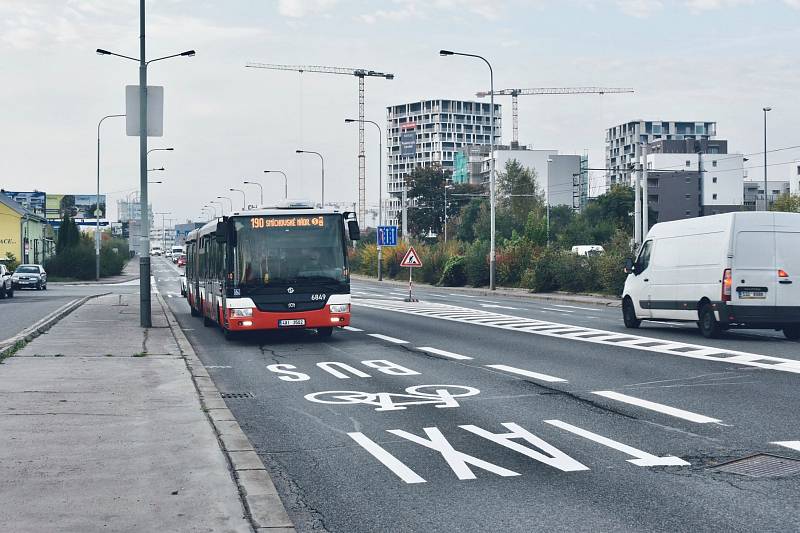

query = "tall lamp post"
216;196;233;213
440;49;497;289
346;118;384;280
229;188;247;210
210;200;225;216
243;181;263;206
296;150;325;206
264;170;288;199
204;204;218;218
154;212;171;254
96;113;125;281
763;107;772;211
97;0;194;327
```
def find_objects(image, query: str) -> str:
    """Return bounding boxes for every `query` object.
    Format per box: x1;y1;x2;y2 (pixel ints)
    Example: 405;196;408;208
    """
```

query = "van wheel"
622;299;641;329
317;327;333;338
698;304;721;339
784;326;800;341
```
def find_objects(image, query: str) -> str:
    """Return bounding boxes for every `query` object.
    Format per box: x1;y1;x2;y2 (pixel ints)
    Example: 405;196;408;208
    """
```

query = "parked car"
622;211;800;339
176;254;187;267
0;264;14;298
11;264;47;290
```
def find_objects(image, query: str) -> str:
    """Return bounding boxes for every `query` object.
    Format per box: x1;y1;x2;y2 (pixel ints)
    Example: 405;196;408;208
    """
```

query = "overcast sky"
1;0;798;223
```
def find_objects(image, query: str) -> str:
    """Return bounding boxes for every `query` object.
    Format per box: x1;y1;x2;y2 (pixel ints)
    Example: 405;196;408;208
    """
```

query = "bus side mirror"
348;220;360;241
215;219;227;243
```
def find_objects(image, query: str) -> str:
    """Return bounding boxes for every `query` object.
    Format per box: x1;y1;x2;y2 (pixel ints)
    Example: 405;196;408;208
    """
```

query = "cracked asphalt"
152;258;800;532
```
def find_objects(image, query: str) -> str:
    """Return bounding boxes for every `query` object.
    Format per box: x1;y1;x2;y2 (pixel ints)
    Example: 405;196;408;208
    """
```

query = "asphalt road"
0;281;137;341
153;258;800;533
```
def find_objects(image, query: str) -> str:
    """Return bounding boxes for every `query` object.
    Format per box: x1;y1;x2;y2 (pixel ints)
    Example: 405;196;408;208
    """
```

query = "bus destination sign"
250;216;326;229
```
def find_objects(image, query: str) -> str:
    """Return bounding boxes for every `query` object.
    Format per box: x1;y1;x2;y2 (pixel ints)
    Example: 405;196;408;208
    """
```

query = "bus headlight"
231;308;253;317
329;304;349;314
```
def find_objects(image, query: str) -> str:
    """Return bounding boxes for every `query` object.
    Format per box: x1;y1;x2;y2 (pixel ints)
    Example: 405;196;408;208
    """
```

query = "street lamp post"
210;200;225;216
155;212;171;255
264;170;288;199
204;204;218;218
546;158;553;247
243;181;263;206
444;180;454;244
346;118;384;280
97;0;194;327
229;188;247;210
763;107;772;211
440;49;496;289
296;150;325;206
96;113;125;281
216;196;233;213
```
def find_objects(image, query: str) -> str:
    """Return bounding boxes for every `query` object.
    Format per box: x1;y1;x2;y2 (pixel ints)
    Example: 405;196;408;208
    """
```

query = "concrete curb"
352;274;621;308
0;294;107;360
155;292;295;533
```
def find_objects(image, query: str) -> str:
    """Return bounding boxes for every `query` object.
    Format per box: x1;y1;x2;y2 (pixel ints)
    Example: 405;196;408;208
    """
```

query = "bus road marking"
486;364;567;383
368;333;409;344
417;347;473;360
592;391;722;424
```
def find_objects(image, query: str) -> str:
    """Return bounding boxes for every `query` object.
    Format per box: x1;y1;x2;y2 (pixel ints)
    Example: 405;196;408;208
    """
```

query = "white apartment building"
385;99;501;227
790;160;800;196
606;120;717;186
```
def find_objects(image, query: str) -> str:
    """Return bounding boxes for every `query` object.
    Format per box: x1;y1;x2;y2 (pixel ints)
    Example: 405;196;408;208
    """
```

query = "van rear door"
775;231;800;308
732;231;776;307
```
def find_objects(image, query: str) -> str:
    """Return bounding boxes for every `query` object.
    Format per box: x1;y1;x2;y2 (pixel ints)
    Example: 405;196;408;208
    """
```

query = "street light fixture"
346;117;384;280
147;147;174;155
296;150;325;206
210;200;225;216
204;204;218;218
96;113;125;281
147;167;165;172
763;107;772;211
243;181;263;206
216;196;233;213
440;49;497;289
264;170;288;199
229;188;247;210
147;180;163;184
97;0;194;327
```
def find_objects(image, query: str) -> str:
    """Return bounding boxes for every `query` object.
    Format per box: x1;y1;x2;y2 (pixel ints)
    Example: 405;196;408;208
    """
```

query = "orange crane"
476;87;634;145
246;62;394;224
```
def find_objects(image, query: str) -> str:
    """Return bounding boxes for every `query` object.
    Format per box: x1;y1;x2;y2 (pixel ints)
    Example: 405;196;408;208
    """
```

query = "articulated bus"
184;202;360;339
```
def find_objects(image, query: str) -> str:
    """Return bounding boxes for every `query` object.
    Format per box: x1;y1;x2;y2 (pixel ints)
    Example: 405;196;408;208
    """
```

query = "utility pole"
642;143;649;237
138;0;150;327
634;143;642;247
401;180;408;243
763;107;772;211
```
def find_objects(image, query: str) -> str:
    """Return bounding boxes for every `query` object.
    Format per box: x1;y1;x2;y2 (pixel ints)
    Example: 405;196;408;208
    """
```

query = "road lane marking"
368;333;409;344
591;391;722;424
772;441;800;452
552;304;602;311
417;347;473;360
486;364;568;383
449;293;476;298
352;299;800;375
347;432;427;484
544;420;690;466
541;307;574;313
343;326;363;332
480;304;518;310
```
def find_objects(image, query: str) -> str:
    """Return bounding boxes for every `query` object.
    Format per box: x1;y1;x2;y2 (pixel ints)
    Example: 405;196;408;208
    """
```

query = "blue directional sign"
377;225;398;246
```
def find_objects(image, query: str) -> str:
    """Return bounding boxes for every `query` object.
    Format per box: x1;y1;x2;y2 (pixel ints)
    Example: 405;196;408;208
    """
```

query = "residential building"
385;99;501;227
606;120;717;186
790;161;800;196
0;193;55;264
743;180;790;210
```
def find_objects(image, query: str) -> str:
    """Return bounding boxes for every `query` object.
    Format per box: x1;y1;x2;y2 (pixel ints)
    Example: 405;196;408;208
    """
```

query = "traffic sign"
400;246;422;268
377;225;398;246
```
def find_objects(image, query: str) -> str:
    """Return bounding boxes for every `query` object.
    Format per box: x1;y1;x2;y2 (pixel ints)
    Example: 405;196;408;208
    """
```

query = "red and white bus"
184;203;359;339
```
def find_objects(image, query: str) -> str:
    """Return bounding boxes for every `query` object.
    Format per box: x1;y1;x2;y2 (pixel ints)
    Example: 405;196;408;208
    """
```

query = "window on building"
712;194;718;200
685;211;692;216
685;194;691;199
712;177;718;183
712;160;717;167
686;160;691;167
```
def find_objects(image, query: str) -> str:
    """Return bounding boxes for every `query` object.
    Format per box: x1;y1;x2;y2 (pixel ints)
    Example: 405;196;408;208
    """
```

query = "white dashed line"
772;441;800;452
486;364;568;383
417;347;473;360
552;304;601;312
343;326;364;332
368;333;409;344
541;307;574;313
592;391;722;424
449;294;476;298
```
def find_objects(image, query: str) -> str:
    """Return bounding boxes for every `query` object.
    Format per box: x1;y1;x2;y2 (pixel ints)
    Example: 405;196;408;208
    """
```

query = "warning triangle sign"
400;246;423;268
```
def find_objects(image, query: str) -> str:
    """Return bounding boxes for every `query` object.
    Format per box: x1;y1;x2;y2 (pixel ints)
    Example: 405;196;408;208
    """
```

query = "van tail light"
722;269;732;302
778;269;789;278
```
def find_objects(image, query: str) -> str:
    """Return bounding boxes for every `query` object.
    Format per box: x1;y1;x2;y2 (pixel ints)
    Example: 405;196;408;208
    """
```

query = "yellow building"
0;193;54;265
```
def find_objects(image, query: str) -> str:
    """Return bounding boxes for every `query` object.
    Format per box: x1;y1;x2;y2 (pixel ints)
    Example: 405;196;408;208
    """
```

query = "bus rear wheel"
317;327;333;338
784;325;800;341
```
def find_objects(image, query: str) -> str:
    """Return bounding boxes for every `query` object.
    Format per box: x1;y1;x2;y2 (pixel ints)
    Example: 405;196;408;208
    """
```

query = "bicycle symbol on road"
304;384;480;411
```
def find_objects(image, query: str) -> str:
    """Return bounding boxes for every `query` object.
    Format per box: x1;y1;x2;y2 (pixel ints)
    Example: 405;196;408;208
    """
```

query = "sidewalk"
0;293;293;532
352;274;621;307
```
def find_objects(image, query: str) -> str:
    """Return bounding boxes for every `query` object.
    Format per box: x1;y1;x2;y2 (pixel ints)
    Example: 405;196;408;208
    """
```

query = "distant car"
179;273;187;297
11;264;47;290
0;264;13;298
176;254;187;267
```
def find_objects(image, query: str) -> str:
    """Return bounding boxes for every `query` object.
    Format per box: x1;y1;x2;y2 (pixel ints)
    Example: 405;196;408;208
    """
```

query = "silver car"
11;264;47;290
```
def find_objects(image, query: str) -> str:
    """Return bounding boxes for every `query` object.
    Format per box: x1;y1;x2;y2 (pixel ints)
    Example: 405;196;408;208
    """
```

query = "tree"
498;159;544;223
406;167;477;238
583;184;635;235
56;211;80;254
772;193;800;213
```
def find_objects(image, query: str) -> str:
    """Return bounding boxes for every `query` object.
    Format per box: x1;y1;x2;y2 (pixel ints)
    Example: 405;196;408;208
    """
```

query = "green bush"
439;255;466;286
45;235;128;280
464;240;490;287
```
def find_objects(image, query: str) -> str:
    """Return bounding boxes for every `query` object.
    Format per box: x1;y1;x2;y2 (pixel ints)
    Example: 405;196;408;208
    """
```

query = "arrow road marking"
592;391;722;424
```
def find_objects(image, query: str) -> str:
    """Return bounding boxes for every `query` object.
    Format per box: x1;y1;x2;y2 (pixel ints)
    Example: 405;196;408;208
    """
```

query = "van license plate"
739;291;766;299
279;319;305;327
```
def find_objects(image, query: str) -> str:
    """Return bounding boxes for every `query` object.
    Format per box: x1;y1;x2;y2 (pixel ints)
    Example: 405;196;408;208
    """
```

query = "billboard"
46;194;106;221
1;191;46;215
400;122;417;157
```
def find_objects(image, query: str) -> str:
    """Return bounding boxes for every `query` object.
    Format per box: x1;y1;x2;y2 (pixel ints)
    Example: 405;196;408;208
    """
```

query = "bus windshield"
234;214;346;287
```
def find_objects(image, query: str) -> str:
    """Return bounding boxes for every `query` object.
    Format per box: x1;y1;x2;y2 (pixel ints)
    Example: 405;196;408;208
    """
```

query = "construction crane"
476;87;634;145
246;62;394;224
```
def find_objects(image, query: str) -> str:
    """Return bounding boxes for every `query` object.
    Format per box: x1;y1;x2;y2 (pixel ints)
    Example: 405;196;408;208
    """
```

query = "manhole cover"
220;392;255;399
711;454;800;478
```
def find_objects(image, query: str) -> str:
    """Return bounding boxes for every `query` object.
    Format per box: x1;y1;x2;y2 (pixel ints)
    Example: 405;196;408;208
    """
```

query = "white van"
622;212;800;339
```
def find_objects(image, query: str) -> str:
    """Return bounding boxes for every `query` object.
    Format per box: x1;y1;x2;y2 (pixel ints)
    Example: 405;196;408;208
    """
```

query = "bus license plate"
740;291;766;299
279;319;306;327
